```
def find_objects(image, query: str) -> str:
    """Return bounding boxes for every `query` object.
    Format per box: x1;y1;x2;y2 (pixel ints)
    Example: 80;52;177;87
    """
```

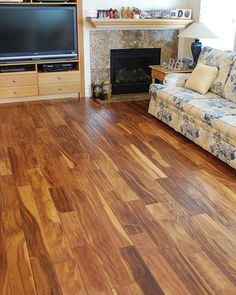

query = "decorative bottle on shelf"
109;8;114;19
121;7;126;19
126;7;131;19
113;9;119;19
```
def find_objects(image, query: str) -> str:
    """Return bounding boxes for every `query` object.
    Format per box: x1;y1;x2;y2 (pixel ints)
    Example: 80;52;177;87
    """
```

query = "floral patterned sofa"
149;47;236;169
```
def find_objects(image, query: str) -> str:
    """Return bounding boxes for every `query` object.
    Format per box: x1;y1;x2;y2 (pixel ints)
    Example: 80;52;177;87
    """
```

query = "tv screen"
0;6;77;62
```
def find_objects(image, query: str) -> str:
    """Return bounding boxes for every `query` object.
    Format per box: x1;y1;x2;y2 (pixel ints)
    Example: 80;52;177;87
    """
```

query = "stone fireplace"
90;30;178;93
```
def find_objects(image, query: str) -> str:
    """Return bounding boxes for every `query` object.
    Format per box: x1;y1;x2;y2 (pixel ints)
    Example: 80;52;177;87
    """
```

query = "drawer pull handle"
12;80;17;83
59;88;62;91
14;91;17;94
58;77;62;80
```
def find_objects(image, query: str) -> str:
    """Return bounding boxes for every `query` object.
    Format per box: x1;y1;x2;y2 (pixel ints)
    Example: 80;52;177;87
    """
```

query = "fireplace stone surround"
90;29;178;92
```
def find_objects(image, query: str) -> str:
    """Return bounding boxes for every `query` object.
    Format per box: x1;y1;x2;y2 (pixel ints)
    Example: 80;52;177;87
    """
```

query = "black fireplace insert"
111;48;161;95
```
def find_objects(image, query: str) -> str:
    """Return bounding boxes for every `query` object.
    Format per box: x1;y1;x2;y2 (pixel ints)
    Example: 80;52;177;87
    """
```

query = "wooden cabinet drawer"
0;85;38;99
38;71;80;85
39;82;80;96
152;69;165;81
0;73;37;87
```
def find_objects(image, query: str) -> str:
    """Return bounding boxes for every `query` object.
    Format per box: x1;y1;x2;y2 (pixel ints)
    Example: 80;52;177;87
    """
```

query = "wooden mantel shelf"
87;18;193;30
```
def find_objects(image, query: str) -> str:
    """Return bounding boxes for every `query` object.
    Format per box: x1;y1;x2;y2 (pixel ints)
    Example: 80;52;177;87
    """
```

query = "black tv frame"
0;5;78;63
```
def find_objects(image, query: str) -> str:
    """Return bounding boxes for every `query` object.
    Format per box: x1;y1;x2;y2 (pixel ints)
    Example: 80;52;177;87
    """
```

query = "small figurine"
126;7;131;19
109;8;114;19
113;9;119;19
121;7;125;19
132;7;140;19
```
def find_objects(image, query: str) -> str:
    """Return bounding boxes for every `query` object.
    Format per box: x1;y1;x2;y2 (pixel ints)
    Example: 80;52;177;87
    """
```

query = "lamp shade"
178;22;217;39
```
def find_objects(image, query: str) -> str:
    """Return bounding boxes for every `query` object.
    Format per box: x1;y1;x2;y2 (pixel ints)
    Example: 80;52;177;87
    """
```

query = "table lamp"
178;22;217;68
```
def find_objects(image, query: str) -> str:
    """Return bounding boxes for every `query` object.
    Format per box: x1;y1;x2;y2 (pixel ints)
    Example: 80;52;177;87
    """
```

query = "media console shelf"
0;0;85;104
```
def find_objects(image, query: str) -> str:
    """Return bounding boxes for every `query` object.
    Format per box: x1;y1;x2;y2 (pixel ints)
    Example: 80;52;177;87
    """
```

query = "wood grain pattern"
121;246;165;295
0;98;236;294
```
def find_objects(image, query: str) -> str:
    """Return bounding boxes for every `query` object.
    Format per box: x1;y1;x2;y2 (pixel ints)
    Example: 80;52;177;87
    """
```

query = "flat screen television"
0;6;78;62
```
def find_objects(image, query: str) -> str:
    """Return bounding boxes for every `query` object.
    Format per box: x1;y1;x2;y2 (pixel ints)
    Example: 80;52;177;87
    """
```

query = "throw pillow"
198;47;236;95
185;63;218;95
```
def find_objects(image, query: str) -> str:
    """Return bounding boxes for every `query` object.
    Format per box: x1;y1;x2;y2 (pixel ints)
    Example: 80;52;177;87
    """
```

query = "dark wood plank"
120;246;165;295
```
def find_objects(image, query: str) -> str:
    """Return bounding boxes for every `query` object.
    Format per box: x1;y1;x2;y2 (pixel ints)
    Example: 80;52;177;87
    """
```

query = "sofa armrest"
163;73;191;87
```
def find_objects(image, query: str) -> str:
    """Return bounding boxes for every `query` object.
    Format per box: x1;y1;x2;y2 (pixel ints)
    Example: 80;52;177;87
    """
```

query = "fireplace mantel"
87;18;193;30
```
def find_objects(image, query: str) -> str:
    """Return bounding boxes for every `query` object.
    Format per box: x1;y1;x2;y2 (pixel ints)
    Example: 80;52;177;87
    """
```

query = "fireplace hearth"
111;48;161;95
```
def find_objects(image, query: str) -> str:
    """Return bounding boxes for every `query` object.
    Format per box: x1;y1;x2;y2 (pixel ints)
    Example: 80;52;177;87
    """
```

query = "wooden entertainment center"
0;0;84;104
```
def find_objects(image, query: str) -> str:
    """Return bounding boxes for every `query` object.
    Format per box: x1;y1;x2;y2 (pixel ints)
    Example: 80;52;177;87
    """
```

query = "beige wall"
178;0;201;57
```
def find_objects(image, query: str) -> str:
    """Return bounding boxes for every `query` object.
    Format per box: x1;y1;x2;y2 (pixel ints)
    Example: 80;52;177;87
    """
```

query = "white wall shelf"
87;18;193;30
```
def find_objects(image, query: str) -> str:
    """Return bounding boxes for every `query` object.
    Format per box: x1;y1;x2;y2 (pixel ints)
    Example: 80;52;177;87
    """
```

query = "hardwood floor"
0;98;236;295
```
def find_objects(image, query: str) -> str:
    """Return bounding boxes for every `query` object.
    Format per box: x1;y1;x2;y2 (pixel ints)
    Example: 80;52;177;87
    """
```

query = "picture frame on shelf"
167;58;193;71
174;59;182;70
176;9;192;19
167;59;175;70
170;10;177;18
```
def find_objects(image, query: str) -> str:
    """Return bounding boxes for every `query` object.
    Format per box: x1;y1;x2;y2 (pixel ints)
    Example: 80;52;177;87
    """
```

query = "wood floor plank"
49;186;74;213
0;270;11;295
157;178;205;216
94;188;143;236
59;211;89;249
120;246;165;295
0;144;12;176
128;200;175;250
146;203;201;256
0;213;7;271
119;170;162;205
17;185;63;295
124;144;167;179
55;259;88;295
44;222;73;264
94;243;133;289
73;245;113;295
2;209;37;295
188;251;236;295
131;232;191;295
95;157;139;202
73;176;132;248
8;145;30;186
113;283;144;295
0;175;19;212
178;214;236;286
28;168;61;226
161;247;213;295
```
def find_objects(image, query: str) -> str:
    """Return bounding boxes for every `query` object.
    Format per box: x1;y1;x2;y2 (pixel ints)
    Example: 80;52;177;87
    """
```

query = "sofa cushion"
198;47;236;95
182;98;236;140
185;63;218;94
149;84;221;110
223;62;236;103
